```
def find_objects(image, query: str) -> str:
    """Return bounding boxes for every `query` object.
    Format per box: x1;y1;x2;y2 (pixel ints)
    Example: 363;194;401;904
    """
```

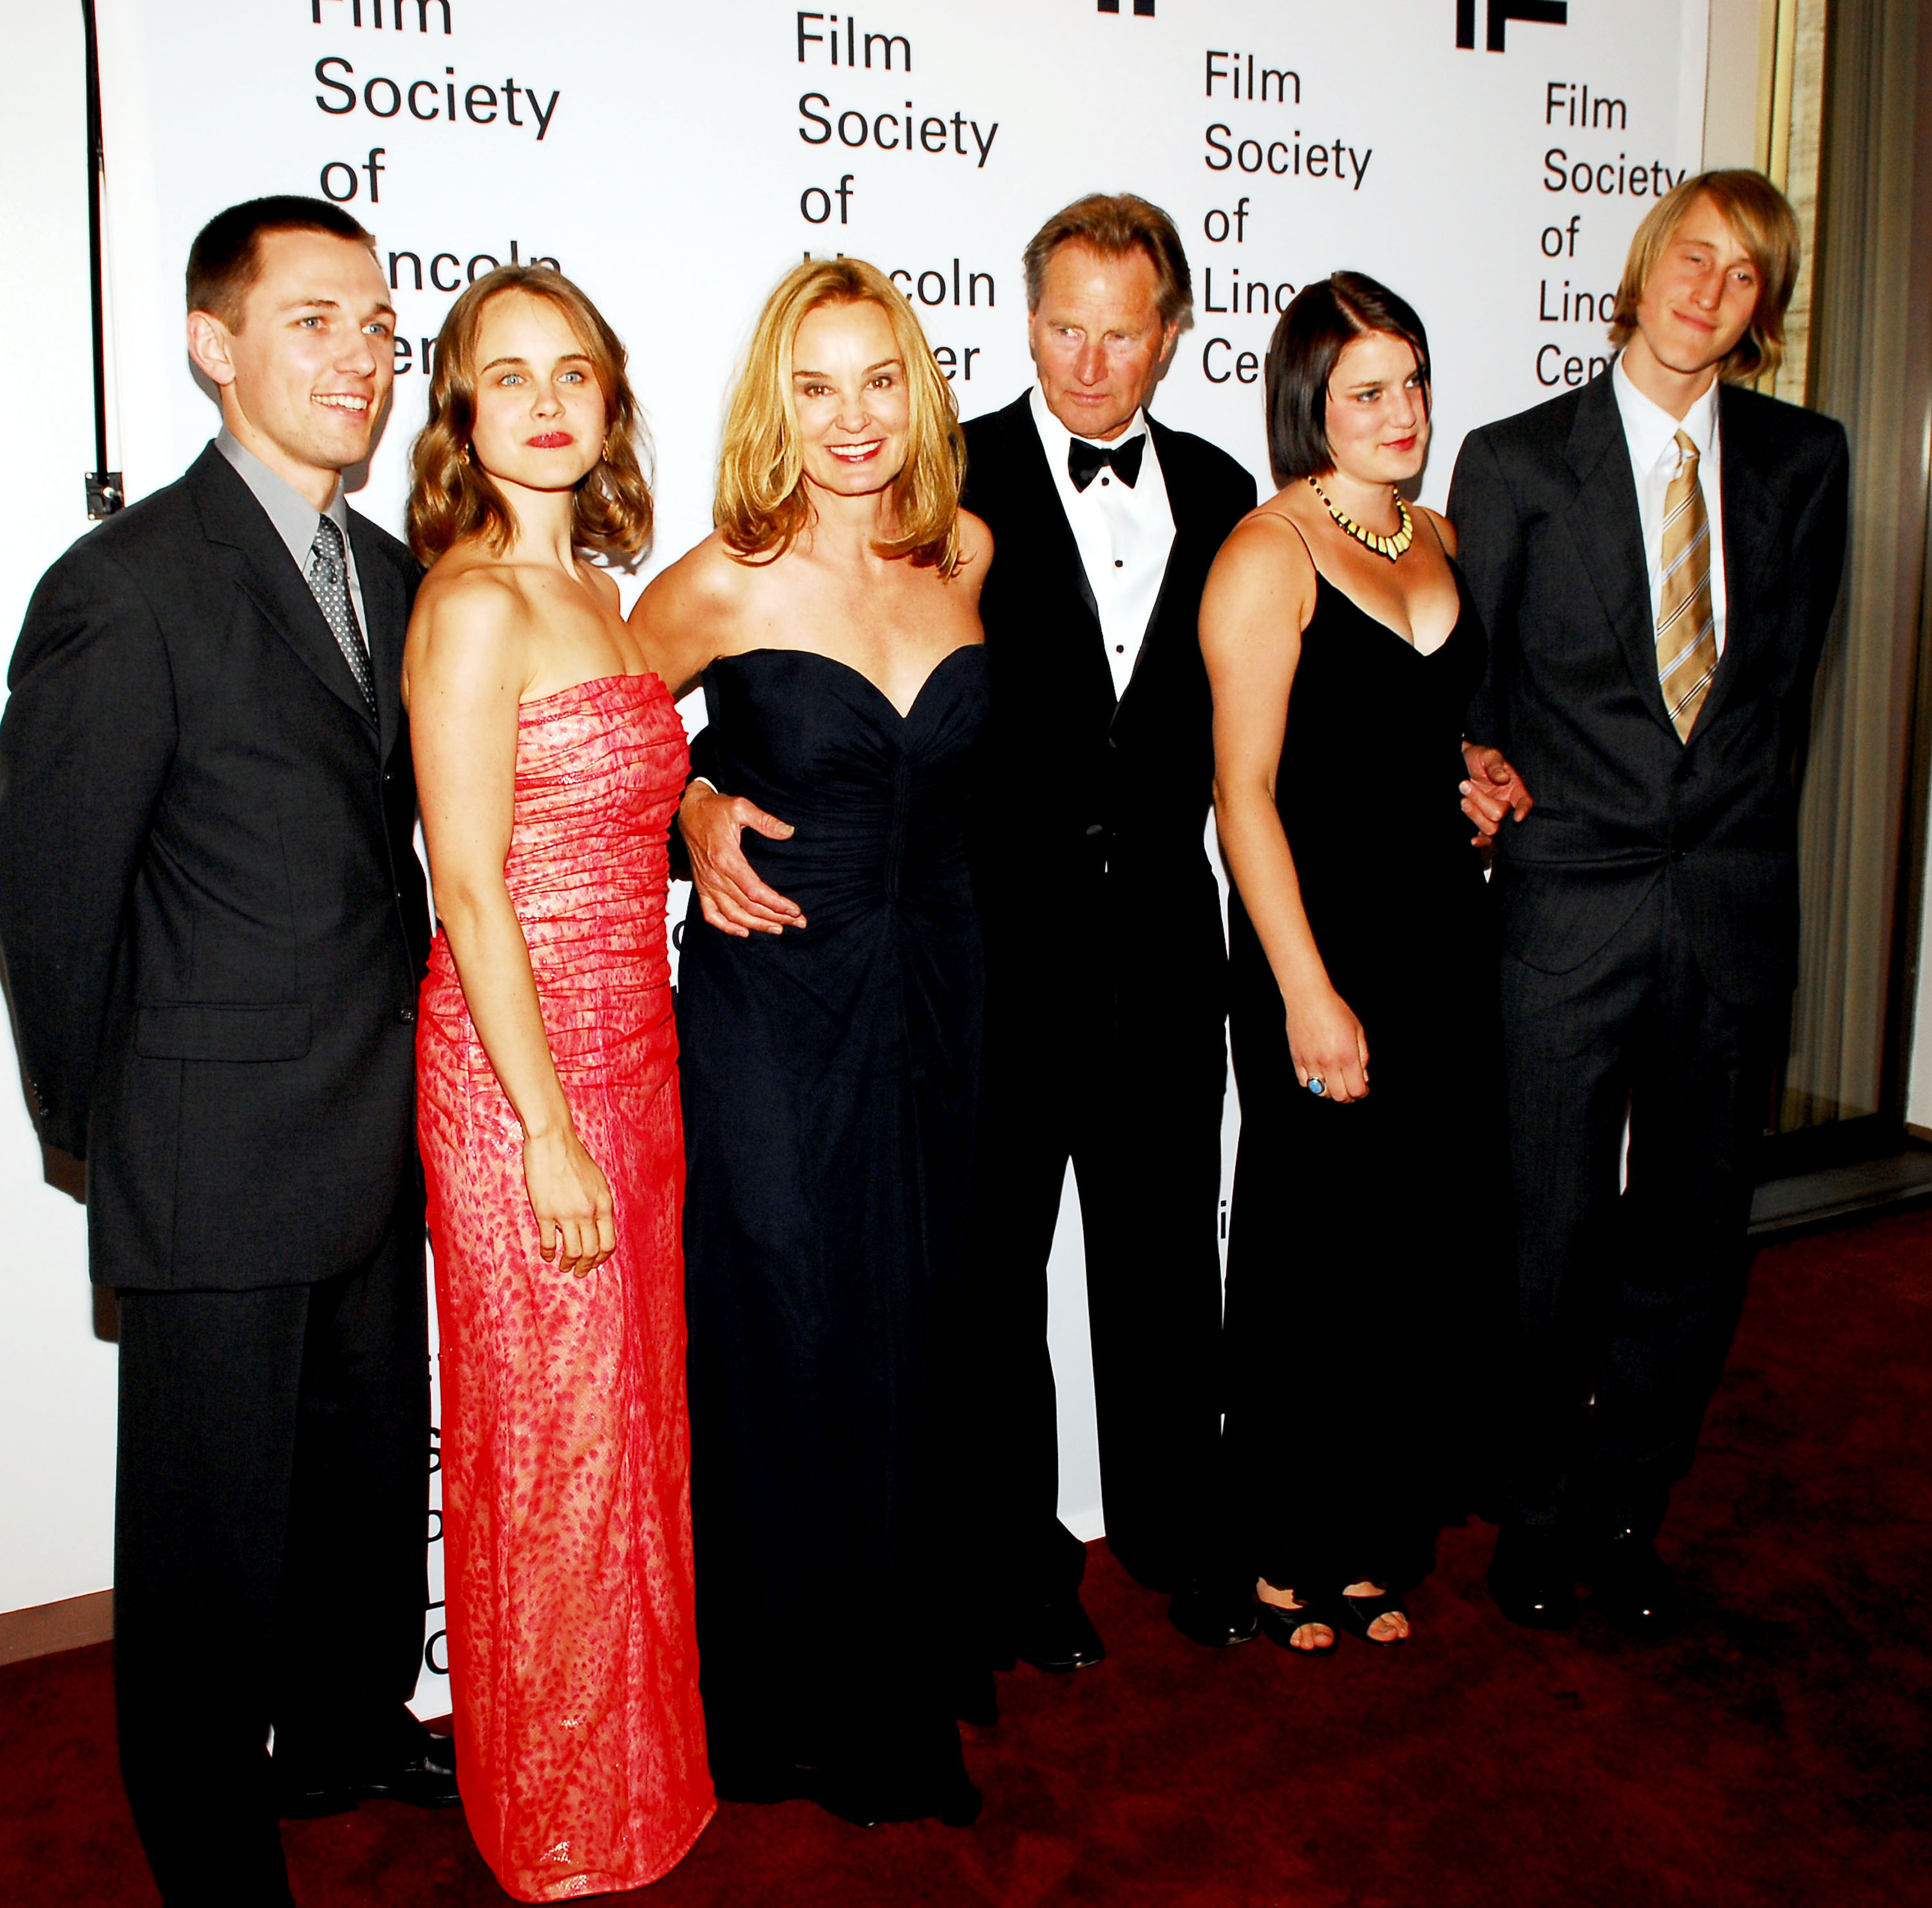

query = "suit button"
397;1004;417;1025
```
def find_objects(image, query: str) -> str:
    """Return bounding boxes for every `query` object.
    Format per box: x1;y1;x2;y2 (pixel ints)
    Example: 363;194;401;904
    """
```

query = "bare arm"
629;538;805;935
1202;513;1370;1103
408;573;615;1274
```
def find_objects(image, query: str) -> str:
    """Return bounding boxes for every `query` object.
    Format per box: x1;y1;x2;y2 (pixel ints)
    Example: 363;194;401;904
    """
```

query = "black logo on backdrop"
1097;1;1157;15
1458;0;1569;50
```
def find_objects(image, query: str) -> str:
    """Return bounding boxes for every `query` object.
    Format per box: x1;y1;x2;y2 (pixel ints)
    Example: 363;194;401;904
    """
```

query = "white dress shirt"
1611;355;1727;659
1028;383;1176;699
216;430;370;643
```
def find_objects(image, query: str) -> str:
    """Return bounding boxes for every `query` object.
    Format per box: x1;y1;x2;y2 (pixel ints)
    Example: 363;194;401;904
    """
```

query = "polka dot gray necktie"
307;514;376;713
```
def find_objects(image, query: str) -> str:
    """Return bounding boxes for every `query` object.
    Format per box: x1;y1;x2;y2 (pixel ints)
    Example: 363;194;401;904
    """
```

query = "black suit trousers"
1498;877;1777;1541
970;968;1227;1608
113;1192;428;1907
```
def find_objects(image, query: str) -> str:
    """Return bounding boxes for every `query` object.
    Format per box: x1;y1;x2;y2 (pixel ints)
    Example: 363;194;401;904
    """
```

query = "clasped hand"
523;1126;616;1277
1460;743;1534;846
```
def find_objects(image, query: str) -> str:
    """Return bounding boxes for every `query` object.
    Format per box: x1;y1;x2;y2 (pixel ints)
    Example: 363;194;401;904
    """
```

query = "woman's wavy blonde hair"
406;265;653;564
1607;169;1800;385
715;257;965;575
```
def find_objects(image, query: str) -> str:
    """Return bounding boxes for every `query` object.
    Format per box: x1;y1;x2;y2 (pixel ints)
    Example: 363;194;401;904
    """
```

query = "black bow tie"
1068;434;1146;492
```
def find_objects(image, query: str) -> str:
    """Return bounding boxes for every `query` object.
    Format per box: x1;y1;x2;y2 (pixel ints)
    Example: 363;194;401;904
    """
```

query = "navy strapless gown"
676;645;990;1823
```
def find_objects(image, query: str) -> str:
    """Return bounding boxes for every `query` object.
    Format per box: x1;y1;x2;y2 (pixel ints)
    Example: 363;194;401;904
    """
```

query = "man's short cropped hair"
186;196;377;331
1021;193;1194;330
1607;169;1800;384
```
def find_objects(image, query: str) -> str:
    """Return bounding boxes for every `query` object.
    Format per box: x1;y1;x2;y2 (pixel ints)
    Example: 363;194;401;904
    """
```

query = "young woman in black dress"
630;258;992;1824
1200;275;1530;1652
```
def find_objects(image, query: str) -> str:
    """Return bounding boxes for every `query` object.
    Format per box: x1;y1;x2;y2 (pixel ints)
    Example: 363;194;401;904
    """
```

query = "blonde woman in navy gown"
1201;274;1528;1653
631;258;992;1825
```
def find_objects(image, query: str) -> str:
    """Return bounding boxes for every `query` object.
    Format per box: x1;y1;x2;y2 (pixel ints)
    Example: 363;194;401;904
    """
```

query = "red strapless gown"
417;674;714;1900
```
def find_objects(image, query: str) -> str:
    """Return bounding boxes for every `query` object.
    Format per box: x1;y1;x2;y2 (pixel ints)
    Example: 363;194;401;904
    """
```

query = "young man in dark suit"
0;197;452;1906
1448;171;1850;1638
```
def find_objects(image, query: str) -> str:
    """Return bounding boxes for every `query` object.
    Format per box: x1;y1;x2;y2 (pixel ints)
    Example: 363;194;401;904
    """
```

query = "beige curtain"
1779;0;1932;1127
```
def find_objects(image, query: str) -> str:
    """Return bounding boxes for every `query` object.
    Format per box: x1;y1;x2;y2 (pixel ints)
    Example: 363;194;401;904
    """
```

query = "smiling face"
466;289;609;498
1629;194;1762;381
188;227;395;502
1322;330;1429;487
1027;242;1179;444
790;298;911;499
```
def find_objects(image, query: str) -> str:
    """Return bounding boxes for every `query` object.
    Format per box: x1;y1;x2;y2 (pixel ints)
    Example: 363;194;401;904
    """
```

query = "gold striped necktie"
1655;428;1718;741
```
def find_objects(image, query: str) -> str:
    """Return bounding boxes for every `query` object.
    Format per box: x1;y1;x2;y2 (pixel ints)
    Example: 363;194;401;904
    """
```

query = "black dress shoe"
1486;1525;1577;1630
276;1724;462;1817
1168;1579;1260;1648
1013;1595;1105;1672
1582;1531;1684;1639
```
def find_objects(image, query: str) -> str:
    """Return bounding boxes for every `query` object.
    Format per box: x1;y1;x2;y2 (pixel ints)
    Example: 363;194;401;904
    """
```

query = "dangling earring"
459;443;472;466
601;430;618;464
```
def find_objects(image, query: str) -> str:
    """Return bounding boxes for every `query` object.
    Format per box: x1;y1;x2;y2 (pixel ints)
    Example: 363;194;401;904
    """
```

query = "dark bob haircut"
1264;272;1431;484
187;195;375;330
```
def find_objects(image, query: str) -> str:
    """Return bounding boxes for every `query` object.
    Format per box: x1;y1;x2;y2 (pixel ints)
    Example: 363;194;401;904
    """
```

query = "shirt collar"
216;430;351;577
1028;381;1150;461
1611;354;1720;476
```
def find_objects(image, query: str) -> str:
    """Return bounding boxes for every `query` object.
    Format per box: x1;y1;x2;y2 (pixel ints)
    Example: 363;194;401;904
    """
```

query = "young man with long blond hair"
1451;171;1850;1639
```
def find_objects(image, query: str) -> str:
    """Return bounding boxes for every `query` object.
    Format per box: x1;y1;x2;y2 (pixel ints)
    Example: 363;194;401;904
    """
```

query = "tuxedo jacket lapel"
189;448;378;736
1010;405;1103;631
1562;376;1670;732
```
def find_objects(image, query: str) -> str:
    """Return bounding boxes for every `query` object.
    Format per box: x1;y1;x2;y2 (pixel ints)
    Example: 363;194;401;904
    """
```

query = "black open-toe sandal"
1255;1587;1338;1656
1335;1585;1408;1646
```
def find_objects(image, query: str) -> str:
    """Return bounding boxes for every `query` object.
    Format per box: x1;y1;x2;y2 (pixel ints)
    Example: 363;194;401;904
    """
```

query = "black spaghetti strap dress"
1222;559;1505;1599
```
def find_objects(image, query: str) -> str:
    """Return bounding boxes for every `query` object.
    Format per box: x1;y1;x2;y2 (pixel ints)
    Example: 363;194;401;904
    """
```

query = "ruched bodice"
676;642;990;1822
697;646;985;930
422;673;686;1079
415;671;712;1900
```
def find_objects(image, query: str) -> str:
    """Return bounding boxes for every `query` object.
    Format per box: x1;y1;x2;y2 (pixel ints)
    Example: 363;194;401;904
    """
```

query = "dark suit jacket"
0;443;431;1290
1448;372;1848;1005
961;394;1256;1020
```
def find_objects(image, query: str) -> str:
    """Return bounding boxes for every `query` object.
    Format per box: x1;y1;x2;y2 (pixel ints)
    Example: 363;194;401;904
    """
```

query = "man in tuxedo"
0;197;452;1905
952;194;1261;1662
1448;171;1849;1637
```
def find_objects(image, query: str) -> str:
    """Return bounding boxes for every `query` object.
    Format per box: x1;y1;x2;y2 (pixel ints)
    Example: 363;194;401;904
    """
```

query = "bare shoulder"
950;508;993;603
632;529;755;632
1213;498;1316;587
1418;504;1457;558
408;554;528;686
956;507;992;569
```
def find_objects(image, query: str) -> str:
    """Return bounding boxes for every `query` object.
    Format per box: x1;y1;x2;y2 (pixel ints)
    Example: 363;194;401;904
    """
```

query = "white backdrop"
6;0;1741;1710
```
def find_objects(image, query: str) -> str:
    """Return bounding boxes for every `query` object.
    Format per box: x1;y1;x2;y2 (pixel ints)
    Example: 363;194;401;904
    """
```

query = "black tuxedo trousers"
972;937;1230;1603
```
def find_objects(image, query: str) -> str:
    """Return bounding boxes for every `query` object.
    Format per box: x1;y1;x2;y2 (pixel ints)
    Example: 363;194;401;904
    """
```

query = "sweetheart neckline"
717;644;985;721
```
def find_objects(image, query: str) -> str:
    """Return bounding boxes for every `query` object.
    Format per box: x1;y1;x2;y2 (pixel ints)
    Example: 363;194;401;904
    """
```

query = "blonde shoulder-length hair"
406;264;654;564
715;257;966;575
1607;169;1800;385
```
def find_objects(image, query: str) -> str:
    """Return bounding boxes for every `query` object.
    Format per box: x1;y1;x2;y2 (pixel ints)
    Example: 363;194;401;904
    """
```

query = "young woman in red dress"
404;266;713;1898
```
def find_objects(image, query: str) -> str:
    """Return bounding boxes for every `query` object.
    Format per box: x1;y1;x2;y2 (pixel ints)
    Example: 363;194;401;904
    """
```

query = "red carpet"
3;1210;1927;1907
